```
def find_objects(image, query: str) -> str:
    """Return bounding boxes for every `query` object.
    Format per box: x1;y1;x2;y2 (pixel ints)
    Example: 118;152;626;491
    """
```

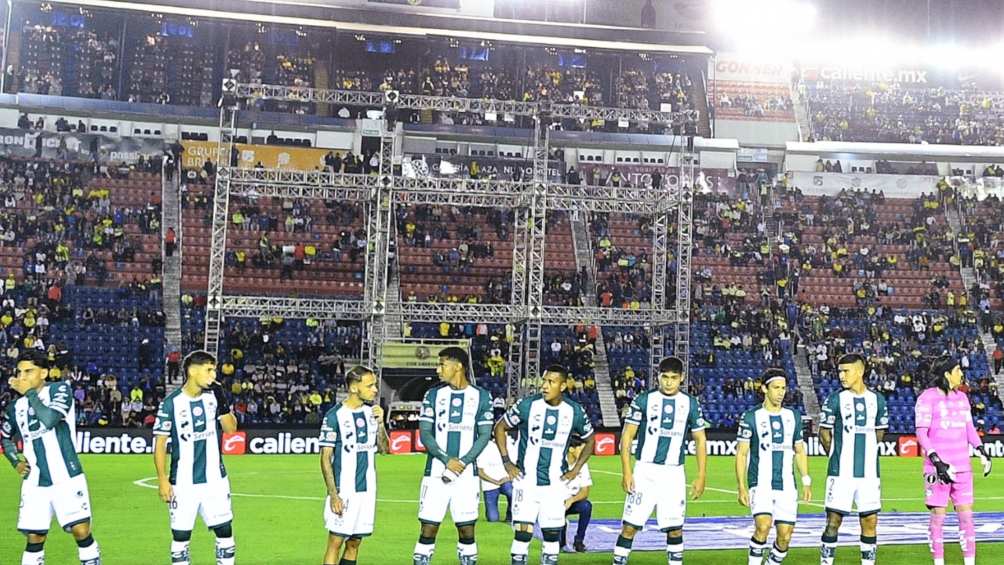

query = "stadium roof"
51;0;713;56
786;141;1004;163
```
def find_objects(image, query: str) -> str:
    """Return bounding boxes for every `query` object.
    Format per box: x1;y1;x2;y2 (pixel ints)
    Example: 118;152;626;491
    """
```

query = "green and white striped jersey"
318;404;379;495
625;390;706;466
153;388;228;486
819;389;889;479
737;407;804;490
1;382;83;487
504;394;594;487
419;383;494;479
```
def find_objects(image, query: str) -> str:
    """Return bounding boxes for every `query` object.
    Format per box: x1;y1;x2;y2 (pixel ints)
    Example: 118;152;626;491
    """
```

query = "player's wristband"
501;455;512;465
801;475;812;487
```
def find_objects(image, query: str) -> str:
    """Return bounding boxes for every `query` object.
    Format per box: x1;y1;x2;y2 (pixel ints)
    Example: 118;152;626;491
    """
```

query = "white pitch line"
133;475;1004;508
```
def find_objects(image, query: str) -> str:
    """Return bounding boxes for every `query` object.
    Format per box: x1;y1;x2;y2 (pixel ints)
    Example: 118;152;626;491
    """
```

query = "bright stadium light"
712;0;816;38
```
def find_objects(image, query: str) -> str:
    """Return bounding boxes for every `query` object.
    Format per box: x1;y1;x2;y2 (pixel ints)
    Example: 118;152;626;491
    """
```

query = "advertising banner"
0;128;165;164
369;0;459;8
576;164;737;195
713;52;791;84
403;153;565;183
52;428;1004;457
789;171;942;198
180;140;333;171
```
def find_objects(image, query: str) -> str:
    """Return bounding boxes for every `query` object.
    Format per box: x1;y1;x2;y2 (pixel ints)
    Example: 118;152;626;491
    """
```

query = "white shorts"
824;476;881;515
324;491;376;538
622;462;687;531
750;486;798;524
511;479;567;530
169;479;234;531
417;473;481;526
18;474;92;533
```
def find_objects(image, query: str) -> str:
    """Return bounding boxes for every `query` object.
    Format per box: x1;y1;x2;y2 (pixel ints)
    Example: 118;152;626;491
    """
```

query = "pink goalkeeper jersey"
914;387;983;473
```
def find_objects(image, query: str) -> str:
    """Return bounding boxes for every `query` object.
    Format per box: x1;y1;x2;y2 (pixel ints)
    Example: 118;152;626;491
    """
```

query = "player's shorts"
924;470;974;508
621;462;687;531
18;474;92;534
417;472;481;526
824;476;881;515
511;477;567;529
169;478;234;531
324;490;376;539
749;485;798;524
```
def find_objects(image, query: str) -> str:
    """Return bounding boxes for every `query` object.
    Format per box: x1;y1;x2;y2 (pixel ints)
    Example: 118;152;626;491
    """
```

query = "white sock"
860;538;876;565
22;549;44;565
542;540;560;555
170;541;190;565
767;544;788;564
510;539;530;557
821;541;837;565
614;545;632;557
934;559;945;565
963;558;975;565
458;541;478;561
413;542;435;559
215;536;235;565
667;539;684;564
78;538;100;564
749;538;767;565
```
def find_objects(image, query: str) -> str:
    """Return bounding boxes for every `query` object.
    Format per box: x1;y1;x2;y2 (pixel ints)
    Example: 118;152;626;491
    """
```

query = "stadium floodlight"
711;0;816;38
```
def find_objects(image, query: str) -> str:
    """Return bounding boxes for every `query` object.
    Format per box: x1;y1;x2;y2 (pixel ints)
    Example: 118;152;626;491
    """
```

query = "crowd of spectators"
715;82;793;120
807;82;1004;145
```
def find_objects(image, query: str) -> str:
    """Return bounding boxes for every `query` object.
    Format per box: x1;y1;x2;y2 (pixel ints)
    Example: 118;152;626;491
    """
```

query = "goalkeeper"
915;356;993;565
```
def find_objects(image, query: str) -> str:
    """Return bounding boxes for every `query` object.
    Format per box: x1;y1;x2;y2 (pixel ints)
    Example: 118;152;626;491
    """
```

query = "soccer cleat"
510;554;528;565
413;554;431;565
574;541;586;553
80;560;101;565
170;549;190;565
458;553;478;565
542;554;559;565
613;557;629;565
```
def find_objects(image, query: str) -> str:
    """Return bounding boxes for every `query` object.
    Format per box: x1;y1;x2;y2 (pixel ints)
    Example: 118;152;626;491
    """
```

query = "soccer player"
319;365;389;565
153;351;238;565
613;355;707;565
735;368;812;565
818;353;888;565
2;350;101;565
495;364;595;565
412;346;494;565
915;357;993;565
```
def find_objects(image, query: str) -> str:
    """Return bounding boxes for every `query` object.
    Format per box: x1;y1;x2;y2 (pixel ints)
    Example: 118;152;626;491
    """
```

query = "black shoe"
574;541;586;553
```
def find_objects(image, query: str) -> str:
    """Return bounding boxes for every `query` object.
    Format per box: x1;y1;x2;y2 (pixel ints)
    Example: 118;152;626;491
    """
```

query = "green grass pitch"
1;455;1001;564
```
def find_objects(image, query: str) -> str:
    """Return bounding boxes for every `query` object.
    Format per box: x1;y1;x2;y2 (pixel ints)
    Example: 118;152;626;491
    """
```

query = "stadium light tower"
711;0;817;55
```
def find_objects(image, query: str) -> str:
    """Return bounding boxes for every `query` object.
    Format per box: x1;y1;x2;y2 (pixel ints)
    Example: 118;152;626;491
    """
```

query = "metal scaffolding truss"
232;83;695;126
673;155;696;388
206;80;697;400
227;166;676;212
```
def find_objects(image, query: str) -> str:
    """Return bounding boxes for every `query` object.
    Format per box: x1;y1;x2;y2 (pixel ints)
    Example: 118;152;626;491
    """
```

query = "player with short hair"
735;369;812;565
412;346;494;565
319;365;389;565
153;350;238;565
613;355;707;565
915;357;992;565
495;364;595;565
2;350;102;565
818;353;888;565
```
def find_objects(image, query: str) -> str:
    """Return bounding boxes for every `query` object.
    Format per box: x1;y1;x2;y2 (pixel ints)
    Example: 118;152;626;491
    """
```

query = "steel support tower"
204;83;696;402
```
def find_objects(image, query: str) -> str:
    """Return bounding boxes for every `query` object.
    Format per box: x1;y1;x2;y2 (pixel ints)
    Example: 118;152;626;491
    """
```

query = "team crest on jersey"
325;431;337;441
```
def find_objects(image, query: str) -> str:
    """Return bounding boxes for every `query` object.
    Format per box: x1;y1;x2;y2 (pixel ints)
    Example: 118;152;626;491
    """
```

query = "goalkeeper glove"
209;382;232;416
928;452;956;484
976;445;993;477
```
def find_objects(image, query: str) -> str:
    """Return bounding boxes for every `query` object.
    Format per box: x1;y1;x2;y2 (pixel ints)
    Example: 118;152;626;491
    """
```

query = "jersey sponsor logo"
355;417;366;428
594;433;616;456
389;430;413;454
192;406;204;417
222;432;247;455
